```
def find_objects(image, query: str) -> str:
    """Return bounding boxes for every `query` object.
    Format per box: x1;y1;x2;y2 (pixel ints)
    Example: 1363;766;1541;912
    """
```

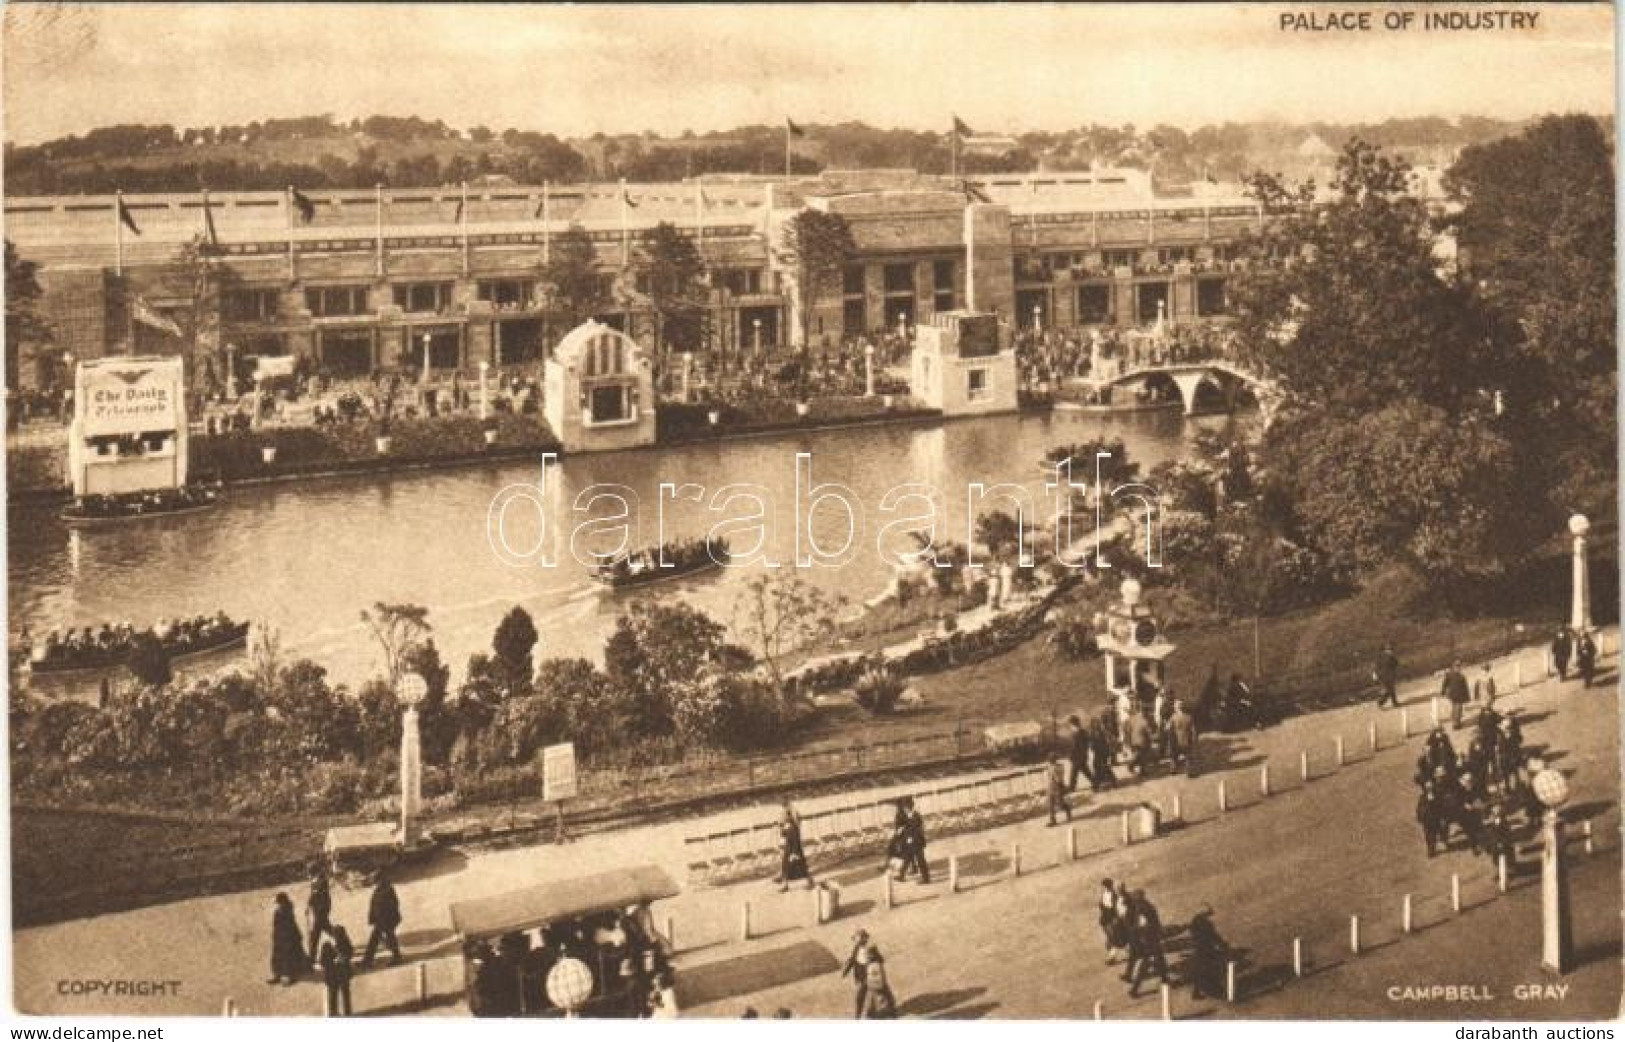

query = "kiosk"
544;321;656;453
67;356;188;497
1094;578;1176;701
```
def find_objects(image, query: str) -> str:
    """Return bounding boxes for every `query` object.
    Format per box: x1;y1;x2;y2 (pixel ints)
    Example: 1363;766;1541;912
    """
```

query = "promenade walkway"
13;634;1618;1017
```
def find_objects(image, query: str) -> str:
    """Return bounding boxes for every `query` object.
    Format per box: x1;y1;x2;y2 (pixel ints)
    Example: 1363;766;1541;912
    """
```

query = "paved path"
13;636;1619;1017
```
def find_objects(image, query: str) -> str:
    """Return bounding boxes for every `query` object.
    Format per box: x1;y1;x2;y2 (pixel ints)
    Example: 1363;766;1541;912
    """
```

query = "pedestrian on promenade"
1166;700;1197;777
362;871;403;968
1186;905;1230;1001
1098;878;1125;963
319;926;354;1016
1374;644;1400;708
1473;663;1497;709
885;802;910;881
903;800;931;883
1123;890;1169;997
1067;715;1091;792
1576;631;1597;688
1440;661;1470;729
858;947;898;1019
1551;627;1573;680
840;930;872;1018
776;801;815;892
268;892;305;986
306;864;335;964
1126;709;1154;777
1046;759;1072;826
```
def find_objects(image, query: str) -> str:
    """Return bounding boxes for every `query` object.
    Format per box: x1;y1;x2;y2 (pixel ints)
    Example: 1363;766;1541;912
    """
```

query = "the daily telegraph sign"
76;356;184;437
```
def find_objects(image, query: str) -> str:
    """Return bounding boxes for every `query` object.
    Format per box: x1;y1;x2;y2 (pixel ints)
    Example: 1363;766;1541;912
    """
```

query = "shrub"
853;664;904;716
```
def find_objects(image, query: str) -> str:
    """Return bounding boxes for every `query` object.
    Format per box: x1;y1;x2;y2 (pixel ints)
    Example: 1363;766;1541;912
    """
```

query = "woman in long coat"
268;892;305;985
776;802;815;892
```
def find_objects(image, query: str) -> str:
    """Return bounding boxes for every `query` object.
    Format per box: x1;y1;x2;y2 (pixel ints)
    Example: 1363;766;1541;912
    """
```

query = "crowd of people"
1098;879;1232;1001
60;484;222;522
466;907;674;1018
23;611;243;672
269;866;404;1016
1412;706;1528;861
1013;321;1239;391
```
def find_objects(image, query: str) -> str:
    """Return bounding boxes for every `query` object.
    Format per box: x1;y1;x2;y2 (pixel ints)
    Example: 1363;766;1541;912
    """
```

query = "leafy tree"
491;606;539;698
359;602;432;690
730;573;844;699
542;225;606;332
637;222;707;356
1230;140;1485;413
4;239;50;391
603;601;729;739
776;209;856;371
1443;114;1617;520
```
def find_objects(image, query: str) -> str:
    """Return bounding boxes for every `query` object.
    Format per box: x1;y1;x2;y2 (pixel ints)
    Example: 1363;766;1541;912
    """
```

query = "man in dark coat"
363;872;404;968
1551;628;1573;680
903;802;930;883
1374;645;1400;708
1166;700;1198;777
1575;631;1597;688
306;866;335;963
1067;715;1092;791
319;926;354;1016
1440;661;1470;729
268;892;305;985
1186;906;1230;1000
1123;890;1169;997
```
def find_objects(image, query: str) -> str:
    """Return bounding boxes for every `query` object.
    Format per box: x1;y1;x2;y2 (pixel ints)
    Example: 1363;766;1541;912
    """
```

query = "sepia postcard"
2;1;1619;1023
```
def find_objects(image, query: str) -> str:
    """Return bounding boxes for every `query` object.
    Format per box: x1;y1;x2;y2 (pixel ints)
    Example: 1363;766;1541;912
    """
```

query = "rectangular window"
1197;278;1228;317
589;384;630;423
1077;284;1112;324
883;263;914;294
842;298;866;336
477;280;536;308
966;367;991;402
305;285;370;317
842;264;866;296
224;288;279;322
392;282;454;314
1103;249;1137;270
933;259;955;291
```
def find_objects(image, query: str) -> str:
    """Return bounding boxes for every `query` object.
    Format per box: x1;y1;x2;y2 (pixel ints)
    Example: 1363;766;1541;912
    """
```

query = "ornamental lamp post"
1568;514;1592;636
896;311;907;342
752;318;762;356
478;360;490;420
864;342;876;397
1532;766;1573;974
396;671;428;849
1032;303;1043;335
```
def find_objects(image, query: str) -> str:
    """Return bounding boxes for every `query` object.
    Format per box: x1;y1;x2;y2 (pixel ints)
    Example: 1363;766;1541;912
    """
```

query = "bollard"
1171;793;1183;823
1430;698;1440;727
1584;820;1595;855
1402;894;1413;934
1299;751;1309;782
1012;842;1023;877
741;900;753;940
222;998;237;1017
1515;659;1524;690
1066;826;1078;862
416;961;428;1005
664;914;676;953
1218;779;1228;813
1451;873;1461;913
948;855;959;894
1160;982;1172;1021
1093;999;1103;1021
1401;708;1410;737
1497;854;1508;894
812;886;823;926
1335;736;1345;767
1349;914;1361;954
882;873;894;910
1121;811;1132;846
1260;764;1271;797
1226;960;1237;1002
1292;937;1303;978
323;987;334;1016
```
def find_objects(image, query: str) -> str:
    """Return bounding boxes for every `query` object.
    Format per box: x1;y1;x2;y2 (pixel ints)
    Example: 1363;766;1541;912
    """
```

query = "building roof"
449;865;679;941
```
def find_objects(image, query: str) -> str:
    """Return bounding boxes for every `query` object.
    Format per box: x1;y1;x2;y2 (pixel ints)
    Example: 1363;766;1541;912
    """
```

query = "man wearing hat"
1439;661;1470;729
1550;627;1573;680
1123;890;1169;997
840;929;871;1018
1374;644;1400;708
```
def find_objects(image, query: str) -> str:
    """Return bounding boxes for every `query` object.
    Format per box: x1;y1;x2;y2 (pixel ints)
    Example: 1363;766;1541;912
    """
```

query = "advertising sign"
541;742;578;802
77;357;184;438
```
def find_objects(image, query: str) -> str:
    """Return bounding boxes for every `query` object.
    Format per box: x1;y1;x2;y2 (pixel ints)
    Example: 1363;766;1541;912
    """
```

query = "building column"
863;264;886;335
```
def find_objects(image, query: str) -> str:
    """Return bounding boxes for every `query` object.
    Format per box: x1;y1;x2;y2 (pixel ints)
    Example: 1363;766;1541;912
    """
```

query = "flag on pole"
132;297;183;338
952;115;973;137
785;118;806;138
622;187;639;209
202;193;220;248
452;197;463;223
291;188;316;223
962;181;992;204
533;194;546;219
117;197;141;235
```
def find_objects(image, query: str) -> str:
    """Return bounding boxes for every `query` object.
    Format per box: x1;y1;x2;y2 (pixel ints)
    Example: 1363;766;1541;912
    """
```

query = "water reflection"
8;410;1246;688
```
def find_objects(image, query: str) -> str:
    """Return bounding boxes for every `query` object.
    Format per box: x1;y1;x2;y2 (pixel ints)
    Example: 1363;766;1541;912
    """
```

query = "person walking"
1098;878;1124;964
776;801;815;892
885;802;910;882
1473;663;1497;710
840;930;872;1019
362;872;403;968
268;893;305;986
1123;890;1169;997
858;947;898;1019
1374;644;1400;708
319;926;355;1016
306;865;335;964
903;800;931;883
1551;627;1573;681
1576;631;1597;688
1186;905;1230;1001
1166;699;1197;777
1067;715;1091;791
1440;661;1470;729
1125;709;1154;777
1046;759;1072;826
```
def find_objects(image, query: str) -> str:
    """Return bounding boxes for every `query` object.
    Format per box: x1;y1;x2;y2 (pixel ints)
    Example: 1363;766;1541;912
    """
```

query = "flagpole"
202;187;213;249
375;183;385;278
114;189;125;276
784;125;792;178
285;186;297;281
695;176;705;263
619;178;629;268
951;124;959;181
460;180;470;275
542;181;552;266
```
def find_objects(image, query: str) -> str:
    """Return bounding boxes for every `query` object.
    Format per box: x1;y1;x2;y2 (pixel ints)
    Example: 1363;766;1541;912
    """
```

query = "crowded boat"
60;484;222;524
594;536;730;589
22;612;250;675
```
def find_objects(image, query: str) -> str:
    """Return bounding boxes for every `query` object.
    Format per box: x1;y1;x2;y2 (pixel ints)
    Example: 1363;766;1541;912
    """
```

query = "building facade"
5;171;1266;391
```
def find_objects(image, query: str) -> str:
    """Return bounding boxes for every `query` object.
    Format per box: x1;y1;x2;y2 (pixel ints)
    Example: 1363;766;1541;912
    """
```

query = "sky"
1;3;1616;145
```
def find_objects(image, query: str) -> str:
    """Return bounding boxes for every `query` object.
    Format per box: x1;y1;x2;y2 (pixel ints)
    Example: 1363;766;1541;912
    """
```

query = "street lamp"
420;332;432;386
1569;514;1592;635
896;311;907;342
1532;766;1573;974
864;341;876;398
478;360;490;420
1032;303;1043;335
752;318;762;356
396;671;428;848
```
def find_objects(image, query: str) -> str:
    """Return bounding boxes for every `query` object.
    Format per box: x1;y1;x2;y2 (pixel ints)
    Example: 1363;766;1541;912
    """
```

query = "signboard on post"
540;742;577;845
